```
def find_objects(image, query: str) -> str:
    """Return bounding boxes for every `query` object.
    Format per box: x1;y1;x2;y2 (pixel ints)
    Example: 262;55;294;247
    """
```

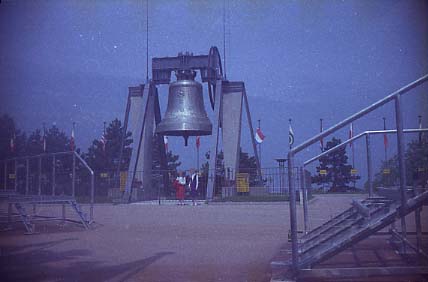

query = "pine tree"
312;137;358;192
371;139;428;189
84;118;132;172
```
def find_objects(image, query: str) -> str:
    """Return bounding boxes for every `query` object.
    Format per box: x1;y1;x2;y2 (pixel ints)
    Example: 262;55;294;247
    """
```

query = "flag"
255;127;265;144
196;136;200;149
164;136;168;152
10;133;15;153
289;124;294;147
70;126;75;151
100;134;106;151
349;123;353;148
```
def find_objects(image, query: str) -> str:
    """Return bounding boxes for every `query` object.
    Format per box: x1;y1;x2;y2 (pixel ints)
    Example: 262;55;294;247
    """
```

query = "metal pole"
72;153;76;197
25;158;29;195
301;167;309;234
90;171;94;222
38;157;42;195
383;117;388;163
365;134;373;197
258;119;261;167
288;152;299;271
62;203;66;224
394;95;407;253
52;155;56;196
415;188;422;259
3;161;6;190
14;160;17;192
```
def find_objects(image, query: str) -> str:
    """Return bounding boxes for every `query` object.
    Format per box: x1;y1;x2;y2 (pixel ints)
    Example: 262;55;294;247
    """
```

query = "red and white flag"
164;136;169;152
100;134;106;151
196;136;200;149
383;124;388;148
255;127;265;144
349;123;353;147
10;133;15;153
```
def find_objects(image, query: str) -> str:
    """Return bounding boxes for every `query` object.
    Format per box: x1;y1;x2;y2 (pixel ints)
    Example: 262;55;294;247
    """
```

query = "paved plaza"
0;194;426;282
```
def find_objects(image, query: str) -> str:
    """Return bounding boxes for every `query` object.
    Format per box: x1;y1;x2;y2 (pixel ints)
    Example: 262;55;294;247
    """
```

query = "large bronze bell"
156;70;212;146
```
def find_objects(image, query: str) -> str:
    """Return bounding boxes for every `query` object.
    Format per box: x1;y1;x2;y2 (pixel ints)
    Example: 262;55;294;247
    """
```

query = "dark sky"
1;0;427;183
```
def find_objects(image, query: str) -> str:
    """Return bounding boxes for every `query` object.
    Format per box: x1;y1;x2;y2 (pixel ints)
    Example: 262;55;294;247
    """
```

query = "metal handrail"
2;151;95;223
291;74;428;155
304;128;428;166
73;151;95;222
287;73;428;271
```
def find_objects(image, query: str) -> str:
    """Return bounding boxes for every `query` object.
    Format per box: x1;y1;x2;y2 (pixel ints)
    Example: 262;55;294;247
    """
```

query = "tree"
239;148;259;186
45;125;73;153
312;137;359;192
25;129;45;156
200;148;259;196
84;118;132;172
0;114;26;159
151;135;181;172
371;139;428;189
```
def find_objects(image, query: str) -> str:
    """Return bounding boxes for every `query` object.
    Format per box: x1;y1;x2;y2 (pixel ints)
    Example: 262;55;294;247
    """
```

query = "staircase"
4;196;91;234
288;191;428;269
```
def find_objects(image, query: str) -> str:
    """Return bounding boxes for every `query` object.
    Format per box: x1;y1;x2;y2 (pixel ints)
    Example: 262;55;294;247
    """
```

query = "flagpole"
351;123;355;189
43;122;46;153
351;123;355;169
320;118;323;152
258;119;261;167
289;119;292;150
72;122;76;152
383;117;387;163
196;136;200;171
103;121;107;154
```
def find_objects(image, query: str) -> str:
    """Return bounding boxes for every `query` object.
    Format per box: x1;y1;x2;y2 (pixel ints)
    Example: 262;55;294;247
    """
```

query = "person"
174;171;186;205
189;169;199;206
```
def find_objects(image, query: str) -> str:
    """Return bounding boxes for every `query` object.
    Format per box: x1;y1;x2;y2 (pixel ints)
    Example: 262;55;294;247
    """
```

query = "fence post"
52;155;56;196
301;167;309;234
14;160;18;192
38;157;42;195
72;153;76;197
394;95;407;253
3;161;7;190
288;152;299;271
365;134;373;197
90;171;94;222
26;158;29;195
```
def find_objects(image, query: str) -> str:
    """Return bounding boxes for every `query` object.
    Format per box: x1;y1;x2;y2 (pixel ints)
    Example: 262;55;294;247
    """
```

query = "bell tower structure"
118;47;261;202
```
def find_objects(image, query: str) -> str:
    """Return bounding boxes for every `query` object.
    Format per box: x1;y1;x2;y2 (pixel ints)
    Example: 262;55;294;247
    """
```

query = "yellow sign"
236;173;249;193
383;169;391;174
351;169;358;175
320;170;327;175
8;174;15;179
120;171;127;192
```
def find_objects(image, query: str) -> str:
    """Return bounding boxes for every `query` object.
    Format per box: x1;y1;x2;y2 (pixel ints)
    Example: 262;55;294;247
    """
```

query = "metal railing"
1;151;95;221
300;127;428;234
89;167;301;203
287;74;428;271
